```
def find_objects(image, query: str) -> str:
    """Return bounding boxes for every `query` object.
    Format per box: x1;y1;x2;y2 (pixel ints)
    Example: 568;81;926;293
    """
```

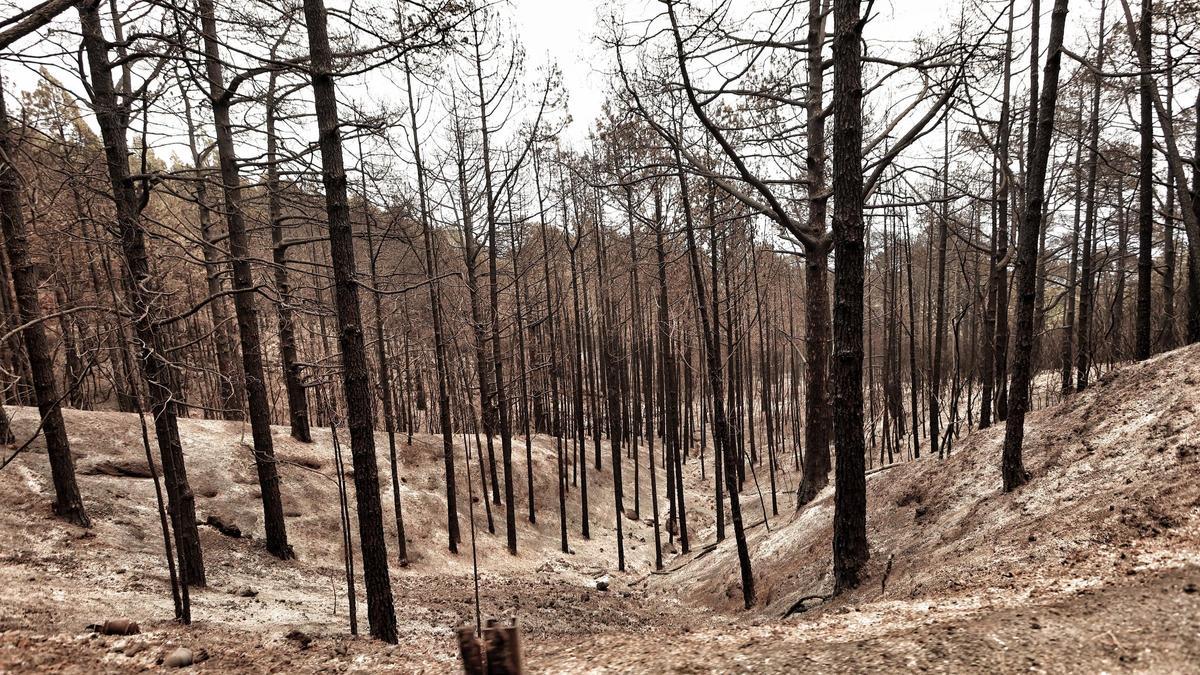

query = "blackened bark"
1134;0;1153;361
300;0;396;642
797;249;831;504
567;238;590;539
930;128;950;459
1192;93;1200;343
266;74;311;443
831;0;869;592
0;78;89;527
182;95;242;421
469;15;517;555
1002;0;1071;493
406;54;458;553
678;174;753;606
1062;98;1084;393
199;0;291;559
662;64;753;602
1117;0;1200;346
994;0;1015;423
79;0;205;585
362;205;407;566
1077;1;1107;388
648;191;666;568
0;0;75;50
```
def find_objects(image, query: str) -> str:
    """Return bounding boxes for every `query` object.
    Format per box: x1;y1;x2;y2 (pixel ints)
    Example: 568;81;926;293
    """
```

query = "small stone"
163;647;194;668
1184;583;1197;594
595;577;610;592
237;587;258;598
124;641;147;657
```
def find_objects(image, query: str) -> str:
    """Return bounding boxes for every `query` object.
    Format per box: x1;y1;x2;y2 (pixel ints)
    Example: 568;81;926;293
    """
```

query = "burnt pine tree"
830;0;869;592
299;0;397;643
0;76;90;528
197;0;292;560
404;49;459;554
1134;0;1153;361
1076;0;1107;391
1001;0;1072;493
78;0;206;586
265;70;312;443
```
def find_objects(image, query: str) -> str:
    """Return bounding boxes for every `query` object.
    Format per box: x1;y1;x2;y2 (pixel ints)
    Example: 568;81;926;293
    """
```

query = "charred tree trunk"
265;73;311;443
300;0;397;642
1001;0;1071;493
0;77;89;527
1134;0;1153;361
79;0;205;586
1077;0;1107;389
199;0;292;559
405;53;458;552
181;96;242;422
830;0;869;592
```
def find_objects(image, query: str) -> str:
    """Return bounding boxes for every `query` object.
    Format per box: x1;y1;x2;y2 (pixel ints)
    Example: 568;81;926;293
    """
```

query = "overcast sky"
0;0;1117;157
510;0;985;145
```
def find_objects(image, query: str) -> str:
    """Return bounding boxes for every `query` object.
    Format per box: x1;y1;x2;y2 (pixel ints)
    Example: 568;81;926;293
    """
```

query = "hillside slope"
0;345;1198;672
651;344;1200;617
0;404;712;671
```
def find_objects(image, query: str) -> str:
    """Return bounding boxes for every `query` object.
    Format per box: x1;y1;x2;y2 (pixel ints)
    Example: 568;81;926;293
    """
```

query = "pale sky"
0;0;1113;156
511;0;609;144
506;0;1036;145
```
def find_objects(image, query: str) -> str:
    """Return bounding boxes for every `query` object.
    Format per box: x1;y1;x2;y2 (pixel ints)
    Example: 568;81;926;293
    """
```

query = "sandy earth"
1;345;1199;673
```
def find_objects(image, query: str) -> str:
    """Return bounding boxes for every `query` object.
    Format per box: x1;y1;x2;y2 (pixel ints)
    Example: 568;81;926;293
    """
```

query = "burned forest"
0;0;1199;671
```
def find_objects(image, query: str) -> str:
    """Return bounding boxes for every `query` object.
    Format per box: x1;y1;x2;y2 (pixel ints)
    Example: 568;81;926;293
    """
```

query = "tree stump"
457;619;524;674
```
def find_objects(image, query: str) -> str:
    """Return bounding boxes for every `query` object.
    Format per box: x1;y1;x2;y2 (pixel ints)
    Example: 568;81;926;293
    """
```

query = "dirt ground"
1;345;1199;673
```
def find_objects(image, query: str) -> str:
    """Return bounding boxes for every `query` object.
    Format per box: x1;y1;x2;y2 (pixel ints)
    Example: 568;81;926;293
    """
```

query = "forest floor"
1;345;1199;673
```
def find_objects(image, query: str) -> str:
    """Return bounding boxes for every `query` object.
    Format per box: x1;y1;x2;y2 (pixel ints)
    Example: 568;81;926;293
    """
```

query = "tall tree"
1076;0;1108;390
405;50;459;554
830;0;869;592
300;0;397;642
78;0;205;586
1134;0;1153;361
0;76;89;528
198;0;292;560
1001;0;1071;493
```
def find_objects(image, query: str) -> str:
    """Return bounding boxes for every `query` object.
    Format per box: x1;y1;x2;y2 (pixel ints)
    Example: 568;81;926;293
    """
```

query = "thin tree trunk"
1134;0;1153;360
79;0;205;585
181;95;242;422
199;0;292;559
265;73;311;443
1077;0;1107;389
1002;0;1071;493
0;77;89;527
